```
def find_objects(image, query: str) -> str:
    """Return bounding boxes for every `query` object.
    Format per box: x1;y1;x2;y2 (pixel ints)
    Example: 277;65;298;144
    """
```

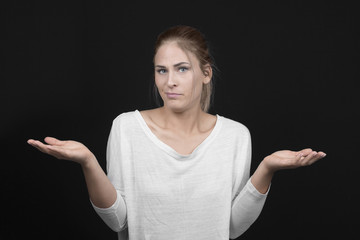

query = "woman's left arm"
251;149;327;194
229;148;326;239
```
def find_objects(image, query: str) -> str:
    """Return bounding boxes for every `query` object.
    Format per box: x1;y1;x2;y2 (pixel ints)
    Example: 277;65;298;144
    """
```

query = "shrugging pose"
28;25;326;240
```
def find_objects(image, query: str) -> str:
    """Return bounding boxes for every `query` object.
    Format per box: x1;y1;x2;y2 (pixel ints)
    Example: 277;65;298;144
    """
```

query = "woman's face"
154;41;211;113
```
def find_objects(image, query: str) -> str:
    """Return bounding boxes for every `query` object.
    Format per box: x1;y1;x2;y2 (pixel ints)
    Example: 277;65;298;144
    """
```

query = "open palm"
264;148;326;172
28;137;95;165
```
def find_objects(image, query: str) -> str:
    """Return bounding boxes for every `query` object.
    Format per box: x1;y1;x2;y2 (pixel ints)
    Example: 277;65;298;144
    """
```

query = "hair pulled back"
153;25;216;112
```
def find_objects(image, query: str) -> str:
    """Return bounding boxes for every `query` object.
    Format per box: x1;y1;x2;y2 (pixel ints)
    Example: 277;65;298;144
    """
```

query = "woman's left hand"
251;149;326;193
263;148;326;173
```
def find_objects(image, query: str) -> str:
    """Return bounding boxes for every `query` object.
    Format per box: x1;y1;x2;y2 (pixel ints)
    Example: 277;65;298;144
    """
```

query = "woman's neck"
157;106;209;135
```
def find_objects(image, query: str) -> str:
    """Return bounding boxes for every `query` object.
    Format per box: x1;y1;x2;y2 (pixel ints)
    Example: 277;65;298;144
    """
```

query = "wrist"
261;156;278;175
80;153;98;170
251;160;275;194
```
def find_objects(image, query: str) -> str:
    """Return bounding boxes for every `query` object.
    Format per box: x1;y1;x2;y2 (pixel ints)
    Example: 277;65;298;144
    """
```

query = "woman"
28;25;326;240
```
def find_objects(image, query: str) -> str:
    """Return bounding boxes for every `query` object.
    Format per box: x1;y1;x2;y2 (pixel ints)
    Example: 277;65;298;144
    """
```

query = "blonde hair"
153;25;216;112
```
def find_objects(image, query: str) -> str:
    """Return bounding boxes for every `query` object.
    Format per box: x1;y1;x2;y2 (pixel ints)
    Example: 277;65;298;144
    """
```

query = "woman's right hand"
27;137;95;166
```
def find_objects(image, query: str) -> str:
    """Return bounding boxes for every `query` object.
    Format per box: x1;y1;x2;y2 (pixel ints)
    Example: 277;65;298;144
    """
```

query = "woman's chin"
163;102;200;114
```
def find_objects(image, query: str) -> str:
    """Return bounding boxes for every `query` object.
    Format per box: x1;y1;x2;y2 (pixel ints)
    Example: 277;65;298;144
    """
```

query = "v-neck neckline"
134;110;222;160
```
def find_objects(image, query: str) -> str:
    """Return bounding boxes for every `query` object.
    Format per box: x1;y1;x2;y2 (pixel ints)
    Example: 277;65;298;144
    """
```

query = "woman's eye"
157;69;166;74
179;67;188;73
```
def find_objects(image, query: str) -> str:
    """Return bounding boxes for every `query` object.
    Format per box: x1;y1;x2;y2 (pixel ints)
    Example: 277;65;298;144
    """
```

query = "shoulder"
218;115;251;139
112;110;139;127
109;110;145;140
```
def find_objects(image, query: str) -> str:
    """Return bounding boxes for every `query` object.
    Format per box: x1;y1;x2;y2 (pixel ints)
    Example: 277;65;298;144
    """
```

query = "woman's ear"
203;64;212;84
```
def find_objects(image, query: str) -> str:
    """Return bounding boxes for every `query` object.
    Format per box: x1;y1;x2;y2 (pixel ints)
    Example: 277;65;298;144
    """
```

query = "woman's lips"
165;92;182;98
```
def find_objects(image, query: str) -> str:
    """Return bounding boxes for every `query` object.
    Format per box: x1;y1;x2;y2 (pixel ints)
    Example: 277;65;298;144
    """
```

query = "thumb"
44;137;64;146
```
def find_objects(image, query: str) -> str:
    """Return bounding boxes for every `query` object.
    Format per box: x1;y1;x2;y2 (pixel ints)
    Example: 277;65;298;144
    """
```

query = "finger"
301;151;326;166
300;151;317;166
28;139;63;158
295;151;303;158
28;140;52;154
44;137;65;146
28;139;44;148
289;152;304;166
298;148;313;157
307;151;327;165
318;151;327;157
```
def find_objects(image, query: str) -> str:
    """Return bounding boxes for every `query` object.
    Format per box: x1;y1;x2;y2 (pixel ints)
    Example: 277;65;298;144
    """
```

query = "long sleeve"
229;179;269;239
91;116;128;233
229;124;269;239
91;190;127;232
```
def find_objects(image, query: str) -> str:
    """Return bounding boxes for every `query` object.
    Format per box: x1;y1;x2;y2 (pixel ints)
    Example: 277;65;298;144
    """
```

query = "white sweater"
92;110;269;240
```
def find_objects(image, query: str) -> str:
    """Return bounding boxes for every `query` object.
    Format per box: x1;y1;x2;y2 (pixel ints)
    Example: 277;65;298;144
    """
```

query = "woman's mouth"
165;92;182;99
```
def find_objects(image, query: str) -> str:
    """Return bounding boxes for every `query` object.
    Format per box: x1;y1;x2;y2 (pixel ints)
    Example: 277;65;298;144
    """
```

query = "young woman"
28;25;326;240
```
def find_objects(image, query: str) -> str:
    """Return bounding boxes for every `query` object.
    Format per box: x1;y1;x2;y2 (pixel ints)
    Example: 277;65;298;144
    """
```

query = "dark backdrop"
2;0;359;239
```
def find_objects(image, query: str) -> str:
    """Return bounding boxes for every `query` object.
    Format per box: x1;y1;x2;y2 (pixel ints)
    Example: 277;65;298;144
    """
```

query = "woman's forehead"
154;41;197;66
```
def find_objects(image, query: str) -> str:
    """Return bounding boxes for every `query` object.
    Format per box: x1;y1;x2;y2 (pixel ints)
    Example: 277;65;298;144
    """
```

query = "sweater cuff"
90;190;122;214
247;177;270;198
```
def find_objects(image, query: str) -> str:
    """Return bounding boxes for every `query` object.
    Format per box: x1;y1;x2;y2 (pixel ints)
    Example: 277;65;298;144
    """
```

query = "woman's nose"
167;71;177;87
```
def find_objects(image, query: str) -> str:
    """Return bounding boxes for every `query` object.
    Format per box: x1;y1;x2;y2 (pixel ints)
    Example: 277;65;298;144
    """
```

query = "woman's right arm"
28;137;127;231
27;137;117;208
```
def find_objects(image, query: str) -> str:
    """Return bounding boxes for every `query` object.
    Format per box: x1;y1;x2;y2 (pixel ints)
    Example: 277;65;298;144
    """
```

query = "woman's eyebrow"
155;65;166;68
155;62;190;68
174;62;190;67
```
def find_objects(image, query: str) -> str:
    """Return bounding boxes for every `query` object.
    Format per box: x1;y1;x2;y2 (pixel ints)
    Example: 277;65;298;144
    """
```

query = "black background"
2;0;359;239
